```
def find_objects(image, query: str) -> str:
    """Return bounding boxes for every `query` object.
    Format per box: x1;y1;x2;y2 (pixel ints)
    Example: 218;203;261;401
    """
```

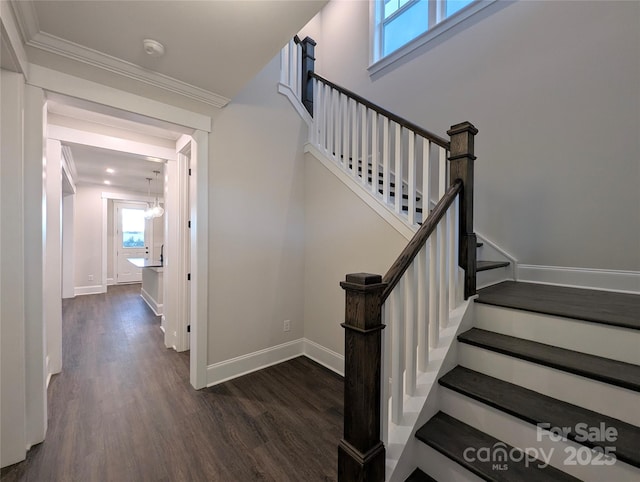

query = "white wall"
302;0;640;272
61;193;75;298
304;154;408;355
1;69;27;468
207;55;307;364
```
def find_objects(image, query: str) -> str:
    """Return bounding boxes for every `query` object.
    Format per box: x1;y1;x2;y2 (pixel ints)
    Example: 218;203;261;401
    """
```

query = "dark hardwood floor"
1;284;343;482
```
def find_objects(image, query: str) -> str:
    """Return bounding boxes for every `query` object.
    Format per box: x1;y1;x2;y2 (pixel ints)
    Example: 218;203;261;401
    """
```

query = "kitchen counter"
128;258;163;315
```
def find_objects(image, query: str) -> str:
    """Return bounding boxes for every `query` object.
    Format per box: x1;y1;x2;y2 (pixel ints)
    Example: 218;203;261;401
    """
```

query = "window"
372;0;492;71
121;208;145;248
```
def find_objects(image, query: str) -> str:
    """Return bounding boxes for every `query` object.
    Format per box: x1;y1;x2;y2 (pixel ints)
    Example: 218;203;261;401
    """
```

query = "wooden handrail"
381;179;462;302
310;72;450;150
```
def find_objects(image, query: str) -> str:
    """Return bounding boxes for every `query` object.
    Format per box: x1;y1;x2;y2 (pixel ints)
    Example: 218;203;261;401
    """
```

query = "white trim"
305;143;415;241
189;130;208;390
206;339;305;387
48;125;177;161
1;1;30;76
140;289;163;316
278;83;313;127
106;277;115;286
302;339;344;376
74;285;106;296
101;191;158;204
517;265;640;294
27;65;212;133
369;0;498;77
9;0;229;109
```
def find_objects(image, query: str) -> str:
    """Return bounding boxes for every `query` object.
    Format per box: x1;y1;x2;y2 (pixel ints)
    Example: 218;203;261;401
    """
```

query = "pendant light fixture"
143;170;164;219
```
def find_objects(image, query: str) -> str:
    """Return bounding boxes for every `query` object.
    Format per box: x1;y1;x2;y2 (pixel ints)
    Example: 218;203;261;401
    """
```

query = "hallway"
1;285;343;481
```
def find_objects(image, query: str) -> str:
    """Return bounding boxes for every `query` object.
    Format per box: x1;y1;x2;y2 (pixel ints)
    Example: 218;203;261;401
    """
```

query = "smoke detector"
143;39;165;57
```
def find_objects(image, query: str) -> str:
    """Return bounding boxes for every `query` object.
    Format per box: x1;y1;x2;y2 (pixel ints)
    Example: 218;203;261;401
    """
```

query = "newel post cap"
447;121;478;137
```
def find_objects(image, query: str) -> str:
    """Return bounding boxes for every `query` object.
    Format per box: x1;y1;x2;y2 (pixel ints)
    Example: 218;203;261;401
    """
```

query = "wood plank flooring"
1;284;343;482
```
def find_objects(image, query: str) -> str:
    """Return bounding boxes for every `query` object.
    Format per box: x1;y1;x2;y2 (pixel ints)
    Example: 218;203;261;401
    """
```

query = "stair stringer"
305;143;415;241
386;299;476;482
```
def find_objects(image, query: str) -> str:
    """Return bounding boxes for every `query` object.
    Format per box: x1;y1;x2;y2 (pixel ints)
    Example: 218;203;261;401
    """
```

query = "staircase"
279;37;639;481
407;281;640;481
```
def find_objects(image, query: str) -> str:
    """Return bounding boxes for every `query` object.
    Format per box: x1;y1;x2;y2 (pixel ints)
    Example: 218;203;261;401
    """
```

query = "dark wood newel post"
447;122;479;299
300;36;316;116
338;273;386;482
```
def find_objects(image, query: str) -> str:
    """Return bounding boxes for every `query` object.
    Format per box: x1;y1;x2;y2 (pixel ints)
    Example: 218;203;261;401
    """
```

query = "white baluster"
394;124;402;215
438;218;448;328
417;245;429;371
327;87;334;158
371;112;378;196
429;237;439;348
382;117;390;204
289;40;296;95
422;138;430;215
448;202;457;311
342;95;349;169
296;42;302;97
335;93;342;163
391;281;404;424
407;132;416;226
312;79;320;145
404;263;417;396
351;100;358;178
438;145;447;198
360;105;368;186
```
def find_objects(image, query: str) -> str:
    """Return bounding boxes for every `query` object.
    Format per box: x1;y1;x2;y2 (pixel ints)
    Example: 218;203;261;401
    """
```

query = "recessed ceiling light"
103;180;111;185
106;168;115;174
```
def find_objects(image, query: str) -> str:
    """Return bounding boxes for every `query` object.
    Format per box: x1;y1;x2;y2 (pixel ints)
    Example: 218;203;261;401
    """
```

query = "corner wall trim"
303;339;344;376
206;338;346;387
74;284;106;296
140;289;163;316
517;265;640;294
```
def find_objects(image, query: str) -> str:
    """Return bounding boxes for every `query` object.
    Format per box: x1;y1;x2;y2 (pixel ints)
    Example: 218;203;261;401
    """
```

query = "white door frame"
29;66;211;390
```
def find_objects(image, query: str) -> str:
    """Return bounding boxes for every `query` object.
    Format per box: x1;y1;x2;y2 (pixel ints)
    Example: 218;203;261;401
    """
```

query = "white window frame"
369;0;498;76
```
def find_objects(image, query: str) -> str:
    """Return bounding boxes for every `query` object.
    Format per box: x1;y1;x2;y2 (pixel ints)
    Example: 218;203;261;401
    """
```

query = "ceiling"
10;0;326;106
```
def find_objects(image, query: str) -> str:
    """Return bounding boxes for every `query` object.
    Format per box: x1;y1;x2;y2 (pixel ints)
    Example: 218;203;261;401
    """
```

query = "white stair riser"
475;304;640;365
477;266;512;290
441;388;640;481
414;441;485;482
459;344;640;426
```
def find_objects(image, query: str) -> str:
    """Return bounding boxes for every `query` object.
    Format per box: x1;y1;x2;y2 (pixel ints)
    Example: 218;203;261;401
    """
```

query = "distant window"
372;0;490;69
121;208;145;248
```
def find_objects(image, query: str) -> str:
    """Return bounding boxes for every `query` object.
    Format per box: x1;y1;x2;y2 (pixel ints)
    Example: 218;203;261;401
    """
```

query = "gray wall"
302;0;640;271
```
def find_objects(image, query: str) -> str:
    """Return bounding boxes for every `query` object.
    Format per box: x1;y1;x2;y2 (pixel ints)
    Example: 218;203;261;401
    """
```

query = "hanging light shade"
144;177;154;219
151;170;164;218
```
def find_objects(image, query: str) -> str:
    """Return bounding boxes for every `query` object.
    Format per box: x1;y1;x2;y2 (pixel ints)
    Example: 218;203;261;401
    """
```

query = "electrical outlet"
283;320;291;332
88;274;94;281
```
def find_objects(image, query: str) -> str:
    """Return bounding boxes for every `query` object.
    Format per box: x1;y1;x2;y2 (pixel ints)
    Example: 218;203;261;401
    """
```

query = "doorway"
114;202;152;284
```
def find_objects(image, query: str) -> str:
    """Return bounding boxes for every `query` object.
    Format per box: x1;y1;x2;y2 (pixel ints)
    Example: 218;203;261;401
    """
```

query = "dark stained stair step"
458;328;640;392
439;366;640;468
476;281;640;331
476;260;510;272
416;412;579;481
405;468;438;482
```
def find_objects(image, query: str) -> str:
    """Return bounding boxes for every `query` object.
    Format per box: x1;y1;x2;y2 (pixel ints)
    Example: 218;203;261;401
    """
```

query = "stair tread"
405;468;438;482
477;281;640;331
440;366;640;468
477;260;510;272
458;328;640;392
416;412;579;481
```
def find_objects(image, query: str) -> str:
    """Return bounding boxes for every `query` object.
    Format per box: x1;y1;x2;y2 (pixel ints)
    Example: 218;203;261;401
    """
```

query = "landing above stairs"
476;281;640;330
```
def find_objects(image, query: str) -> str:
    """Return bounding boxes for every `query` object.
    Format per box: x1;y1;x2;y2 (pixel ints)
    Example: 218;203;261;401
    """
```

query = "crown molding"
10;0;230;108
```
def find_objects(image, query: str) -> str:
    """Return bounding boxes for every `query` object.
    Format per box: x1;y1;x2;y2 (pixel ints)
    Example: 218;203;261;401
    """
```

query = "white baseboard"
303;338;344;376
517;264;640;294
140;288;163;315
45;356;51;388
74;284;106;296
206;338;346;387
106;277;115;286
207;339;305;387
278;83;312;127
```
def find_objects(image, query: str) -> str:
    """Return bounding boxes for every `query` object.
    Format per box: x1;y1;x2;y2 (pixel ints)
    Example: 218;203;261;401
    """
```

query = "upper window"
372;0;492;71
